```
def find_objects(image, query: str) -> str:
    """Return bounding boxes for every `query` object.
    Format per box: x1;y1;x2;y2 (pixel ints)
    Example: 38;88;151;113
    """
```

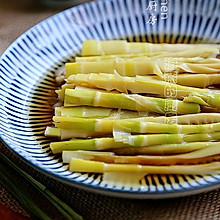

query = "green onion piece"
0;152;83;220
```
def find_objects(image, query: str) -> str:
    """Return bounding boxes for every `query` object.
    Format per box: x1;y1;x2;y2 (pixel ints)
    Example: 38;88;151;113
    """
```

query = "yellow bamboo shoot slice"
76;48;219;62
111;142;215;155
67;73;208;99
69;158;220;174
50;132;220;154
63;143;220;165
66;57;220;77
45;127;60;138
81;40;220;56
151;74;220;88
64;89;200;114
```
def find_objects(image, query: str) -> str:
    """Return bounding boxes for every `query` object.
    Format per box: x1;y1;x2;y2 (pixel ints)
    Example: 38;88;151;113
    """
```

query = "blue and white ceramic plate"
0;0;220;199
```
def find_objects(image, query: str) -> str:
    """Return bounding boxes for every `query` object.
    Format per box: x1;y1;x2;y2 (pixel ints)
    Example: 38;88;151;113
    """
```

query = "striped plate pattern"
0;0;220;199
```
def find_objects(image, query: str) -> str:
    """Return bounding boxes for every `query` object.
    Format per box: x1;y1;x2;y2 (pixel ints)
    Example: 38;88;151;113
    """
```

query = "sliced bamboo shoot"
55;84;75;102
67;73;208;99
50;132;220;154
76;48;219;62
111;142;217;155
53;116;220;135
69;158;220;174
64;89;200;114
136;113;220;124
81;40;220;56
65;58;220;77
184;93;220;109
63;143;220;165
44;127;106;139
45;127;60;138
151;74;220;88
55;106;112;118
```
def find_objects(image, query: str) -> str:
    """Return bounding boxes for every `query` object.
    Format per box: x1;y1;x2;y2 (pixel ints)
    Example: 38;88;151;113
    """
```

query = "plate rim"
1;0;220;199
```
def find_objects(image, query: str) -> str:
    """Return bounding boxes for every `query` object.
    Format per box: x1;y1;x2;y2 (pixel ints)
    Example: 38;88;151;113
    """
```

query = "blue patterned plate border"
0;0;220;199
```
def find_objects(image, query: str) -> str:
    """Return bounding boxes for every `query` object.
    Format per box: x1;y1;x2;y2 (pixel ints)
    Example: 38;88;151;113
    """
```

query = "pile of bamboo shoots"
45;40;220;177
